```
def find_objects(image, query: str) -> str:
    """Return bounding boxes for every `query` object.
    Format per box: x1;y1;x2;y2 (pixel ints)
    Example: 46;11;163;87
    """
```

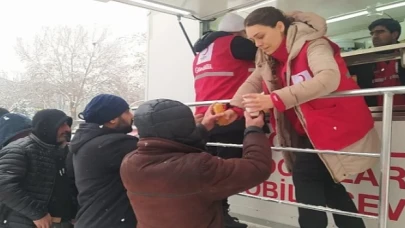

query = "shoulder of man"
1;136;32;154
88;133;138;151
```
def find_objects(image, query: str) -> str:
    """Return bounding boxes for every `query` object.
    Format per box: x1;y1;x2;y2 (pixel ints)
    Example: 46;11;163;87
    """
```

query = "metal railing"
173;86;405;228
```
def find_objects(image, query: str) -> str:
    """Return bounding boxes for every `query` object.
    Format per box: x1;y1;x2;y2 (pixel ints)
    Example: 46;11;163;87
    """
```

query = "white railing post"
378;92;394;228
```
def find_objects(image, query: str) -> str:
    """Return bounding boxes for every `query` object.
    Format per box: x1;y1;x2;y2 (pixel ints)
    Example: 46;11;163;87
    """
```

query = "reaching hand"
215;109;237;126
194;113;204;124
201;104;225;131
244;111;265;128
242;93;274;114
33;213;52;228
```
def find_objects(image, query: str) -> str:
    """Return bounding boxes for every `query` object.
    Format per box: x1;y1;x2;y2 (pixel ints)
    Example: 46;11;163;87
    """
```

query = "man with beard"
0;109;74;228
350;18;405;106
67;94;137;228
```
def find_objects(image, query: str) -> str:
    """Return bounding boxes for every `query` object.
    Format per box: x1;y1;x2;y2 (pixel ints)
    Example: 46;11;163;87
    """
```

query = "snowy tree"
15;25;146;118
9;99;38;118
0;73;24;110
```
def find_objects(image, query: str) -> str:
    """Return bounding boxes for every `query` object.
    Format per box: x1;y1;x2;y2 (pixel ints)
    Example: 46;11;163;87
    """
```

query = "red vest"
270;38;374;150
193;35;255;115
373;60;405;105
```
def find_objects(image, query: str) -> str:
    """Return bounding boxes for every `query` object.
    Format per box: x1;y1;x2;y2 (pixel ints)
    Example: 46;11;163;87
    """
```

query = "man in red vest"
192;13;257;228
351;18;405;106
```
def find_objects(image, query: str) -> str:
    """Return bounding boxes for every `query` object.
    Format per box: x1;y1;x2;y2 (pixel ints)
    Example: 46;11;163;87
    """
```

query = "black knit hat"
32;109;72;145
79;94;130;125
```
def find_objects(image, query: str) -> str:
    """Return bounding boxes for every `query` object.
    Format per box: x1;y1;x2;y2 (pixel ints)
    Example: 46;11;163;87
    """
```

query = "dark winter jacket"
68;123;138;228
0;134;61;228
0;109;74;228
121;99;272;228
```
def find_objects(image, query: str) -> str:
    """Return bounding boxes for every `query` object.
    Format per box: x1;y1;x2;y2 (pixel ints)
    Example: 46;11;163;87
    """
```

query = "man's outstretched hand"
201;104;225;131
244;111;265;128
33;213;52;228
194;113;204;124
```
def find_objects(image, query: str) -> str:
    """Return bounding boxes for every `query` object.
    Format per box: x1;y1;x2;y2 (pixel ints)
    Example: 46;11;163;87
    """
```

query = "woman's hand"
242;93;274;113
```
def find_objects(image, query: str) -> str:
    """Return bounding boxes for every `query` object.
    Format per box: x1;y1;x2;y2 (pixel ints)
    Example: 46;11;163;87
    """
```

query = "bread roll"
212;103;228;126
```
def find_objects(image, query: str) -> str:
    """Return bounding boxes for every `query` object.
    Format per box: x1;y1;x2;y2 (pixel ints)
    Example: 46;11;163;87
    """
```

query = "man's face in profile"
57;122;72;145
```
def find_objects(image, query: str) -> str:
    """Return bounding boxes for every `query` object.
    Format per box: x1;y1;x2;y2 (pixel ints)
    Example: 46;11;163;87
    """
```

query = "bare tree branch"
12;25;146;118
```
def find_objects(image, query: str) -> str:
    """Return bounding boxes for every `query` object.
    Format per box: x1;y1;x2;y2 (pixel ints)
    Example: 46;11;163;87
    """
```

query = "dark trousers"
292;152;366;228
207;119;245;211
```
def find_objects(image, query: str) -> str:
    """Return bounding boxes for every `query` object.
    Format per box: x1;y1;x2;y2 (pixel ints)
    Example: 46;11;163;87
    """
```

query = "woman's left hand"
242;93;274;113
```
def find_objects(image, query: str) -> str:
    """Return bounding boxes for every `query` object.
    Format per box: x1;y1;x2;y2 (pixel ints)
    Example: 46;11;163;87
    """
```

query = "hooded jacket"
0;110;73;228
67;123;138;228
120;99;272;228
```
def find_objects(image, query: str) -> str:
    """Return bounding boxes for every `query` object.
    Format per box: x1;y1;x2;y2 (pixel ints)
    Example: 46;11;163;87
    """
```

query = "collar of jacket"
271;38;288;63
30;133;60;150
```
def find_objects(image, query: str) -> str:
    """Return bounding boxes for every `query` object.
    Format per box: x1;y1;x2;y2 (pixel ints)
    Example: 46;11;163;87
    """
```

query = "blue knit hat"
0;113;32;148
79;94;130;125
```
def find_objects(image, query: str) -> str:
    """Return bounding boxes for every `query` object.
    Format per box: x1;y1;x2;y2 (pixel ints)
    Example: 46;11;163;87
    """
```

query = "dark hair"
244;7;292;34
368;18;401;37
0;108;9;117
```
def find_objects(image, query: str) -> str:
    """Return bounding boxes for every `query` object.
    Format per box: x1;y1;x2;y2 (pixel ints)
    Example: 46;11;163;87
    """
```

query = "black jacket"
68;123;138;228
0;135;62;228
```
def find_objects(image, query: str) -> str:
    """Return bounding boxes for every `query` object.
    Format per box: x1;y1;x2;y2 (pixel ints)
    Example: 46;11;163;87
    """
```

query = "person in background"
0;113;32;149
0;108;9;118
192;12;258;228
67;94;137;228
350;18;405;106
120;99;272;228
0;109;74;228
226;7;381;228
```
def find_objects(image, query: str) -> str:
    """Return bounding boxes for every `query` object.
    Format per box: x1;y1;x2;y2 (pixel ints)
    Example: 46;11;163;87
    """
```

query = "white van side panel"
146;12;199;103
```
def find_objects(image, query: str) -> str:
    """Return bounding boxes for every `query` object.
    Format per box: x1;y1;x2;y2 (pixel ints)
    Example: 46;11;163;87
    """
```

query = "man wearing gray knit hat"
67;94;138;228
192;12;258;228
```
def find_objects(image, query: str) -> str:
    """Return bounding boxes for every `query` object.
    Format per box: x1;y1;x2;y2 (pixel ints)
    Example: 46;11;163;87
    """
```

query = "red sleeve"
270;93;286;112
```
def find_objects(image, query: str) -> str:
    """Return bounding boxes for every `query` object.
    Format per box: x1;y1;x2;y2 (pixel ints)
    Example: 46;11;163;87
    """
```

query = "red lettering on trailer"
354;194;405;221
342;166;405;189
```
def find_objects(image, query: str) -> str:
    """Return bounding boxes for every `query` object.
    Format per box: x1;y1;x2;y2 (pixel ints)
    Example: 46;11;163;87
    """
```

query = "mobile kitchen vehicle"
95;1;405;227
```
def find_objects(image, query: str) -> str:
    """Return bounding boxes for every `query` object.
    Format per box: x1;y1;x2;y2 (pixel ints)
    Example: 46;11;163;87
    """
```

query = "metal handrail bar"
129;86;405;109
341;42;405;58
236;193;378;220
206;142;381;157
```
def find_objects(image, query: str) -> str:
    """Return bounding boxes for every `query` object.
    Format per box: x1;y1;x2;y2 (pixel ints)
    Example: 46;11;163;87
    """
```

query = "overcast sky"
0;0;148;76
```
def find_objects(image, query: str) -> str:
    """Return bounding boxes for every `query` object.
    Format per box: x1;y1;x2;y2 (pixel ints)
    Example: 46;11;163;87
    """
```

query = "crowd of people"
1;5;398;228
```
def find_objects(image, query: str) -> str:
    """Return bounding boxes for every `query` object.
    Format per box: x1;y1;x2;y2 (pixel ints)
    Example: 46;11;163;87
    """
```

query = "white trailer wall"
145;12;199;103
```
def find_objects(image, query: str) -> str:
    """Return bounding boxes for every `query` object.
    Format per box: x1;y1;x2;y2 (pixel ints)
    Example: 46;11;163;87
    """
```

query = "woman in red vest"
227;7;381;228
